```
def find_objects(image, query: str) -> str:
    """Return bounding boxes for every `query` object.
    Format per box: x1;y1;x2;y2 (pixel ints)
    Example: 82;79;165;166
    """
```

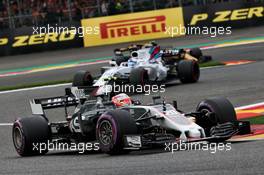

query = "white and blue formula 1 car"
72;43;206;96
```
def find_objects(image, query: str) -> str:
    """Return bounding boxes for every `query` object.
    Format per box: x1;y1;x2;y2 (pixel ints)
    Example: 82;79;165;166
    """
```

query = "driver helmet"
112;93;132;107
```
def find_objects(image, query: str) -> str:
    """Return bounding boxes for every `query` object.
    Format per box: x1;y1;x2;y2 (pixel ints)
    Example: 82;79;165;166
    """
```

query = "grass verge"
199;60;225;68
0;60;224;92
242;116;264;125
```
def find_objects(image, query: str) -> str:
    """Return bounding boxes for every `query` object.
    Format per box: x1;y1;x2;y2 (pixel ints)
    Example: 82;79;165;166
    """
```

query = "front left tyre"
196;97;237;124
96;110;138;155
196;97;237;139
12;116;51;156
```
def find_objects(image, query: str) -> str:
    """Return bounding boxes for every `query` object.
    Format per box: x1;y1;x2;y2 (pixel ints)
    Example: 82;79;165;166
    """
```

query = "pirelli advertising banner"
82;8;184;47
183;1;264;28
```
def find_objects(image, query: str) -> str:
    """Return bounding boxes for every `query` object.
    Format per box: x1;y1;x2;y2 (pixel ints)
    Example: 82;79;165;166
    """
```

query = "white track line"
0;123;13;126
235;102;264;110
0;83;71;95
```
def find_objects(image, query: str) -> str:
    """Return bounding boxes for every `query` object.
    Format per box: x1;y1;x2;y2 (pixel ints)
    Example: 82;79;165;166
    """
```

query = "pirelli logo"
100;16;166;39
82;7;184;47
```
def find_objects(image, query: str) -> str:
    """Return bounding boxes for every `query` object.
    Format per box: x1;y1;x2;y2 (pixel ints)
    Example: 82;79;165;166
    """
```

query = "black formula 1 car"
12;88;250;156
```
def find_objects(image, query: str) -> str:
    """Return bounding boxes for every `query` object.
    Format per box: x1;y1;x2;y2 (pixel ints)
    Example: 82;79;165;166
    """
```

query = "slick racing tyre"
129;67;149;86
190;47;202;59
196;97;237;138
72;70;93;87
96;110;138;155
178;60;200;83
12;116;51;156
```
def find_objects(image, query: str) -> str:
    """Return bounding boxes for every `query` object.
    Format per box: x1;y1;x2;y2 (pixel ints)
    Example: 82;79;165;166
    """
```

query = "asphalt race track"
0;27;264;175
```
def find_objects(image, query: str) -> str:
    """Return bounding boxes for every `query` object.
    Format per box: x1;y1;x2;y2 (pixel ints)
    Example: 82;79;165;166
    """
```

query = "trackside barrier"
183;1;264;28
0;1;263;56
0;22;83;57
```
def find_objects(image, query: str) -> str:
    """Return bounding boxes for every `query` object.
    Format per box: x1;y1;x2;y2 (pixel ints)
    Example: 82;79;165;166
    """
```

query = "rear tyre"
96;110;138;155
196;97;237;137
12;116;51;156
190;47;202;59
129;67;149;86
72;70;93;87
178;60;200;83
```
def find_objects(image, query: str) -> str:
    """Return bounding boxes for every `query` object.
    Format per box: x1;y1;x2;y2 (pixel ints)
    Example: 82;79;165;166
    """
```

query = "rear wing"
29;86;111;117
30;95;78;115
30;87;87;115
